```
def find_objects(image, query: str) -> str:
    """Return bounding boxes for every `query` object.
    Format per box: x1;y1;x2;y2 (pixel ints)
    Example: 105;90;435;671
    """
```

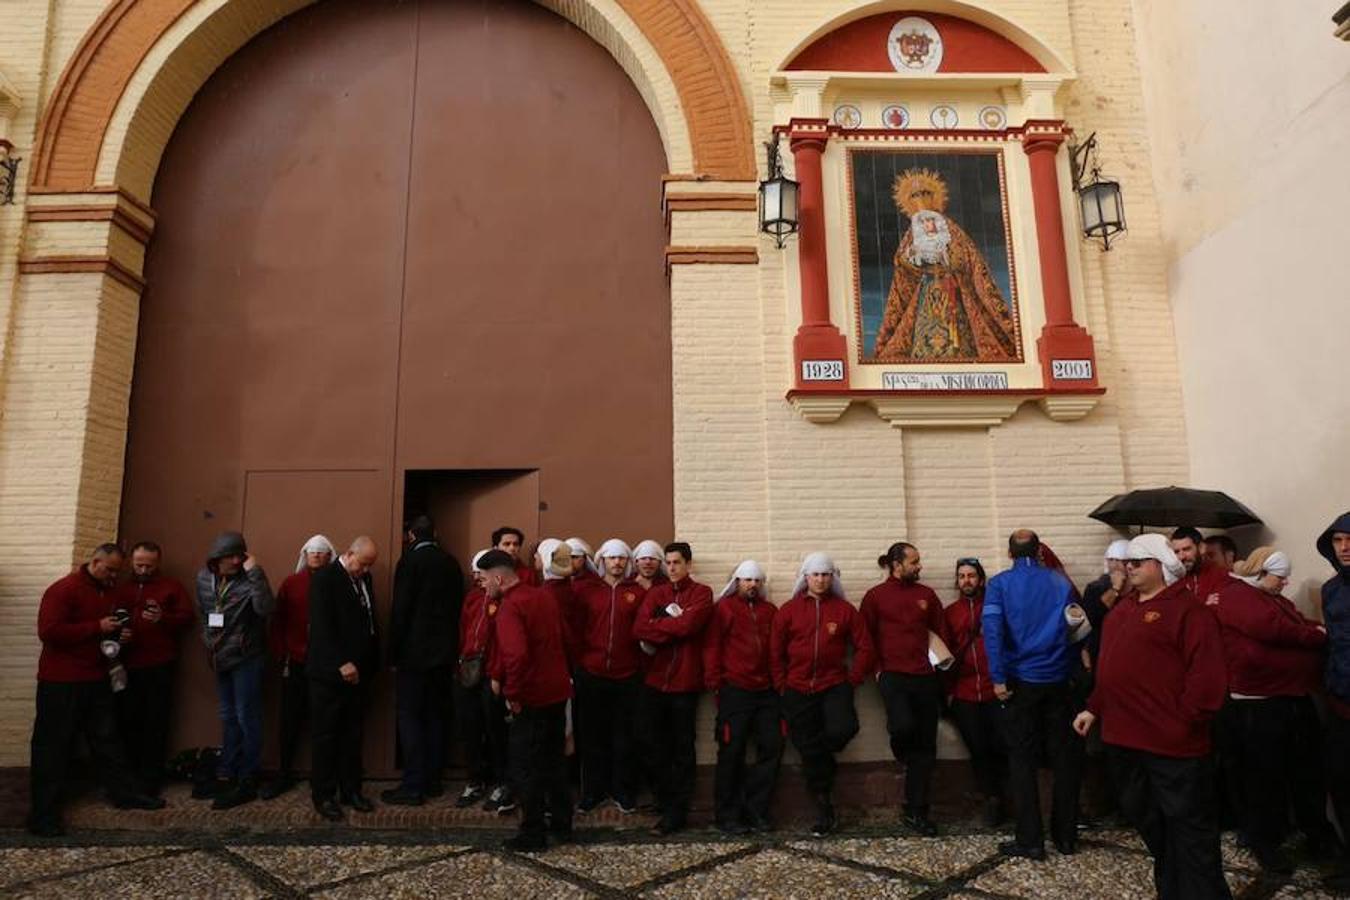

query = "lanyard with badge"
209;575;229;629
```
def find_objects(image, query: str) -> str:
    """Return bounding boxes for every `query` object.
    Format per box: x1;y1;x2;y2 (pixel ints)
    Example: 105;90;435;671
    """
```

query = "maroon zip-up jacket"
703;591;776;692
943;591;994;703
574;577;647;680
770;591;875;695
860;577;948;675
632;576;713;693
1213;579;1325;697
1087;581;1227;757
494;582;572;708
38;568;116;683
113;575;194;670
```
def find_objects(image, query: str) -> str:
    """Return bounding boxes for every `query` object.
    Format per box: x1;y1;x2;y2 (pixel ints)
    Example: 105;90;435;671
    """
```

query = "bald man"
307;537;381;821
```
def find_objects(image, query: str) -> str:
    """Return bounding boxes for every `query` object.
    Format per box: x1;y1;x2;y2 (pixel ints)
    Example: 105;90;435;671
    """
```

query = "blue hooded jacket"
982;556;1080;685
1318;512;1350;703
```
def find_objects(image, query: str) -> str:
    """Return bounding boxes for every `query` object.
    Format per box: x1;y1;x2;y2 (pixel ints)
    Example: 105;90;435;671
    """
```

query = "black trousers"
485;684;512;789
1327;710;1350;846
1232;696;1334;852
116;662;174;792
510;702;572;839
878;672;941;812
455;677;498;787
29;680;139;831
309;679;366;803
641;687;699;824
713;685;782;825
575;669;642;804
1212;700;1245;830
781;683;858;798
395;666;451;795
277;661;309;777
949;698;1008;799
1004;679;1080;848
1110;746;1231;900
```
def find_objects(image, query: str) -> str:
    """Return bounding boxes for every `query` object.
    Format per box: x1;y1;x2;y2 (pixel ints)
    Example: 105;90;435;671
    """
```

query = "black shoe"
495;791;517;815
25;820;65;838
380;788;424;807
424;783;445;799
745;812;775;833
810;810;837;838
576;795;605;814
998;840;1047;861
651;816;685;836
549;827;575;845
456;784;486;808
503;833;547;852
113;792;166;811
1053;839;1078;856
212;779;257;811
1253;846;1294;876
982;796;1004;829
258;775;296;801
716;819;751;836
192;778;231;800
314;799;344;822
341;793;374;813
613;796;638;815
901;813;938;837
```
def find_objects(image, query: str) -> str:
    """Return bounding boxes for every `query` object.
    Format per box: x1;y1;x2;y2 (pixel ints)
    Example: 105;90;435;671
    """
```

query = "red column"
1022;121;1099;390
788;118;847;389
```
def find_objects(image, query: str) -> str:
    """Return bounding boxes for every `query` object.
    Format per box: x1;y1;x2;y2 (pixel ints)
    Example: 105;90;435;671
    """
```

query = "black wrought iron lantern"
758;137;799;249
1070;133;1125;250
0;140;18;206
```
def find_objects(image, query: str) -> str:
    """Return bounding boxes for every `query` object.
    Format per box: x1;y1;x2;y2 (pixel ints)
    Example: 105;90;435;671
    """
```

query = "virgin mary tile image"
851;151;1022;363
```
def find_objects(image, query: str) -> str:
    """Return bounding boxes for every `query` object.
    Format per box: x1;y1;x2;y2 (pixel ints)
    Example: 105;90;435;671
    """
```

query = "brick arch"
30;0;755;196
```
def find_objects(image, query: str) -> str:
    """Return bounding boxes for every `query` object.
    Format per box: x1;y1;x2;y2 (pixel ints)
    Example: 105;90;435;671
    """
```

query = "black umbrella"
1089;486;1262;529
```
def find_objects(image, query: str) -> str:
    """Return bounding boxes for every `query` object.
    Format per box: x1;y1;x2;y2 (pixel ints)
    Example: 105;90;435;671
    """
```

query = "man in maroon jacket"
1074;534;1230;900
572;538;646;814
113;541;194;796
861;541;949;836
482;549;574;851
632;541;713;835
261;534;335;800
771;552;875;837
704;560;781;834
1171;526;1232;605
27;544;164;837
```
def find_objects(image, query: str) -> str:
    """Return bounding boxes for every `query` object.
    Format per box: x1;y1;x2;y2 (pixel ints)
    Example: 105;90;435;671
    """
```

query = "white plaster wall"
1133;0;1350;605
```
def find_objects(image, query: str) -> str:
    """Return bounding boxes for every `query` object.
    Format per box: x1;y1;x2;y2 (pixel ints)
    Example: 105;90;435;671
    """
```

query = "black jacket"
1320;512;1350;703
307;561;380;683
388;541;464;671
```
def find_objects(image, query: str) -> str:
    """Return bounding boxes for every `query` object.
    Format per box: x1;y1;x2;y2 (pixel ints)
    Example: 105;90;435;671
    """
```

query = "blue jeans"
215;655;264;780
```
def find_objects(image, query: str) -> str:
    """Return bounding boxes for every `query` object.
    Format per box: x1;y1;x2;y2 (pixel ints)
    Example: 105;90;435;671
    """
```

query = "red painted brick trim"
19;255;146;292
665;245;759;265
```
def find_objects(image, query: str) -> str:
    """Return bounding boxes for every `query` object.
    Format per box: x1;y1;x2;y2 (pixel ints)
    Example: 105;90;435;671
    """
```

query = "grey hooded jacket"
195;565;275;673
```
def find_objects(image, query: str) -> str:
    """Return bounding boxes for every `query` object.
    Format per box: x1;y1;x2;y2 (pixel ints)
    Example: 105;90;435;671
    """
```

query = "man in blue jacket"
1319;512;1350;892
983;529;1084;860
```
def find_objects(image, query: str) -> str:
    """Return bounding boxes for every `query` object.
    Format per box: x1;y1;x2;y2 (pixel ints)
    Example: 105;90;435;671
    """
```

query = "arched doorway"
119;0;674;772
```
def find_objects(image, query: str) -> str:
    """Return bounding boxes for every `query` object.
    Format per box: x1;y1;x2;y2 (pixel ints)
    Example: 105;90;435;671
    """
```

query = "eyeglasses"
1123;559;1152;569
956;557;980;567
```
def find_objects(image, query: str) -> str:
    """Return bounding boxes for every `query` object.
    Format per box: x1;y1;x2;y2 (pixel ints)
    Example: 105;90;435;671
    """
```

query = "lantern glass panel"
1080;184;1105;232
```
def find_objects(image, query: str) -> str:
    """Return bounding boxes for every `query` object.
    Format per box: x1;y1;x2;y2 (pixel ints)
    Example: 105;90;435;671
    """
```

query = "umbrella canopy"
1089;486;1262;529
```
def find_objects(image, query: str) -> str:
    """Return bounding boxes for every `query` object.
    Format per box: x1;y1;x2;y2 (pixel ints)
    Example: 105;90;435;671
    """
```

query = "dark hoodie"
1318;512;1350;705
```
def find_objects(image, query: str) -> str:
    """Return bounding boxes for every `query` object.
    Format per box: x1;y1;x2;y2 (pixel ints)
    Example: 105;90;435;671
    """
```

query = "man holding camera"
27;543;164;837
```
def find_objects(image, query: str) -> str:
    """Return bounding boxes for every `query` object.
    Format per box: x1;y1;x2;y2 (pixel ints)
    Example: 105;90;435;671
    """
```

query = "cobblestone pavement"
0;822;1344;899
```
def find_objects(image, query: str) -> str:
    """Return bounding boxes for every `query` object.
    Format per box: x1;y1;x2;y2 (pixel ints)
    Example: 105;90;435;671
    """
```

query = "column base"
793;325;850;390
1037;325;1099;390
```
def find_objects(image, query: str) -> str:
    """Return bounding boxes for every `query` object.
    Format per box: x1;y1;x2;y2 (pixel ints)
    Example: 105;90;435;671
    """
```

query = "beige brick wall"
0;0;1188;767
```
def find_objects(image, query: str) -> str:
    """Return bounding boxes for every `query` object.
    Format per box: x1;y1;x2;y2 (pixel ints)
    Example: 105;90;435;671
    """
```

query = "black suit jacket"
388;541;464;671
307;561;380;683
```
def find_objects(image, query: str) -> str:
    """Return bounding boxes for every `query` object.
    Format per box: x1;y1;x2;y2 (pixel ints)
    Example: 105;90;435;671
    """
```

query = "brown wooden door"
121;0;673;773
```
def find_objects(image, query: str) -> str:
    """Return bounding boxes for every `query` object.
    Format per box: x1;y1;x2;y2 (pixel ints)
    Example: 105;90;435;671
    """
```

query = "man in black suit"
308;536;380;821
383;514;465;806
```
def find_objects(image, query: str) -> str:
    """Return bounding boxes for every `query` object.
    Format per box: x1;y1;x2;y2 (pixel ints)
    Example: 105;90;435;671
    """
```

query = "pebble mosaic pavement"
0;820;1343;899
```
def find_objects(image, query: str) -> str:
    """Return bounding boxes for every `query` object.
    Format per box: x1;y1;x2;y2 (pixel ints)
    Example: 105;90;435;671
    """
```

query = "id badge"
208;612;225;629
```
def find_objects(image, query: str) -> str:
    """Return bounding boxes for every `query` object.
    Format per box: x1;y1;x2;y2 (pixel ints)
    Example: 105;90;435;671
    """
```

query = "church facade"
0;0;1334;769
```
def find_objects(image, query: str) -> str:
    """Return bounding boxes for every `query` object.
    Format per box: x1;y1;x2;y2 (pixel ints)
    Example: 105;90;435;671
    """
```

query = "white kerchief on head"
1126;534;1184;585
633;539;664;562
1103;539;1131;573
1261;551;1291;579
295;534;338;573
721;559;767;600
566;537;599;576
596;538;634;580
470;549;490;573
792;552;846;600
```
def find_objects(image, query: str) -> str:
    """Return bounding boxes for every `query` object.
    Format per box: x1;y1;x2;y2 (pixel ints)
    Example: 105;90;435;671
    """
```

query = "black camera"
112;608;131;627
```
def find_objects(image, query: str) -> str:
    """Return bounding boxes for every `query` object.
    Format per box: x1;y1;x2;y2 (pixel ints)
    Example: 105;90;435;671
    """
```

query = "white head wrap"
566;537;600;576
295;534;338;573
470;549;491;573
792;552;846;600
720;560;767;600
1236;549;1292;586
536;538;571;581
633;539;664;562
595;538;634;580
1103;539;1131;573
1126;534;1185;586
